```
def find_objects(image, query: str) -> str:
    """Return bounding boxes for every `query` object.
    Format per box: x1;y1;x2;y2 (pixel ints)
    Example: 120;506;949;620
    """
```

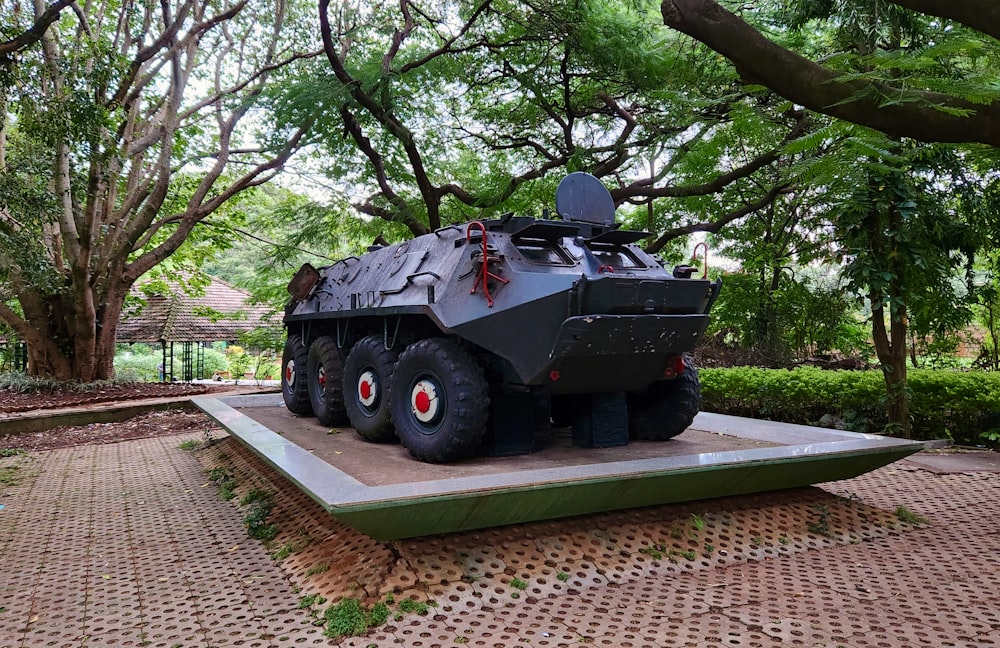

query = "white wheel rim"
410;379;440;424
284;359;295;387
358;370;378;408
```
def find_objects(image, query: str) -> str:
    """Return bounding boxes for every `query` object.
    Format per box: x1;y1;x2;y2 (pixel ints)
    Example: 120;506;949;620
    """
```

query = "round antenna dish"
555;172;616;225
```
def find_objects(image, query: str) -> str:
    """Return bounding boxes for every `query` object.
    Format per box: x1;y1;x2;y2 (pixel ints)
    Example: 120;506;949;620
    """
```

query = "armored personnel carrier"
281;173;720;463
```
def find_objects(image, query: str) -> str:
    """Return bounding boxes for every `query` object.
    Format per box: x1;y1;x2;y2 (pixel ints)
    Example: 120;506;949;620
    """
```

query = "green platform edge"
193;396;921;541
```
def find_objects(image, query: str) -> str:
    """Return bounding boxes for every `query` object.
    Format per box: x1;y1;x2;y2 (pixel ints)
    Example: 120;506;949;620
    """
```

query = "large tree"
0;0;317;380
285;0;816;244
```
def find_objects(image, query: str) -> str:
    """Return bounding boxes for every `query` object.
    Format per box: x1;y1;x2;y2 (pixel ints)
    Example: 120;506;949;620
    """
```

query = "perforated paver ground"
1;430;998;648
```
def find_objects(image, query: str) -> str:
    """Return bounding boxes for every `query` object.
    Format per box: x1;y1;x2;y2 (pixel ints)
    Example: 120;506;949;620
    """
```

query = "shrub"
700;367;1000;445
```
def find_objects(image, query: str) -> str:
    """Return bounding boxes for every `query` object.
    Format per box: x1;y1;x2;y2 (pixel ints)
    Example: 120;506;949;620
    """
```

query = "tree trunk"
866;201;911;438
871;296;911;437
12;277;126;382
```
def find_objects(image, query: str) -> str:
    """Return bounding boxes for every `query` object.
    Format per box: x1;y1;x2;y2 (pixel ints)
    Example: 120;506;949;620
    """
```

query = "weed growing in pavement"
807;504;832;537
323;599;371;638
178;439;201;451
298;593;327;609
639;544;665;560
556;571;571;582
272;542;297;560
0;464;22;486
207;466;236;500
305;563;329;577
240;489;278;542
0;448;25;457
510;577;528;591
323;596;422;639
894;506;929;525
397;598;428;615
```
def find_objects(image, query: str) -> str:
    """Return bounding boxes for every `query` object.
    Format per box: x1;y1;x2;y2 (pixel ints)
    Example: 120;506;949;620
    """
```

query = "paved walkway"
0;433;997;648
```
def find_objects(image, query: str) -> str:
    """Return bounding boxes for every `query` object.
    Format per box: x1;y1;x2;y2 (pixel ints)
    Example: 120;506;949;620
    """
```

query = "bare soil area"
0;382;264;451
0;382;227;413
1;408;219;452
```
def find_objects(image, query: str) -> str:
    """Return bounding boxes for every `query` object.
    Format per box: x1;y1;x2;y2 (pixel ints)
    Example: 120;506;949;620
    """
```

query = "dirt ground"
0;382;238;451
0;381;228;413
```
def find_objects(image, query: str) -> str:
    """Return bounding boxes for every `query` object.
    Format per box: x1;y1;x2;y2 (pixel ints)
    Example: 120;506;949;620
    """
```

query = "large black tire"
389;338;489;463
343;335;399;442
627;360;701;441
307;336;349;427
281;335;313;416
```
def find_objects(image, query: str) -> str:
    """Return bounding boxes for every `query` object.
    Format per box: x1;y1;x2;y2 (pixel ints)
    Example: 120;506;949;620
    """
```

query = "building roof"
117;276;277;344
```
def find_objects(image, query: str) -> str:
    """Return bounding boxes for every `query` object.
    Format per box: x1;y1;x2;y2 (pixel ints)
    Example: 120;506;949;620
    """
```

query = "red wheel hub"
360;380;373;400
414;390;431;414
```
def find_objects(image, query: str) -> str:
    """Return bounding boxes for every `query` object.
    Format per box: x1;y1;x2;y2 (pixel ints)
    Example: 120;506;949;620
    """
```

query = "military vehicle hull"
282;174;720;462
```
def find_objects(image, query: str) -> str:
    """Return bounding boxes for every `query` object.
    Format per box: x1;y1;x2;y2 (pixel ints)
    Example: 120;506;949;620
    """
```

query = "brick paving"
1;432;998;648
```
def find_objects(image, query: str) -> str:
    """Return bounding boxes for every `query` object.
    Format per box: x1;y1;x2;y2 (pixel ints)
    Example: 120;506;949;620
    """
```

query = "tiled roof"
117;277;278;343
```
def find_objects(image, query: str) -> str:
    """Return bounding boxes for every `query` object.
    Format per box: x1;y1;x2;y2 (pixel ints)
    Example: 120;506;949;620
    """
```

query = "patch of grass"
298;593;327;609
240;489;278;542
807;504;832;537
208;466;236;500
894;506;929;525
323;599;368;638
0;465;22;487
305;563;329;577
639;544;665;561
397;598;428;615
510;577;528;591
556;571;571;582
239;488;273;507
323;598;389;639
178;439;201;451
272;542;298;560
0;448;26;457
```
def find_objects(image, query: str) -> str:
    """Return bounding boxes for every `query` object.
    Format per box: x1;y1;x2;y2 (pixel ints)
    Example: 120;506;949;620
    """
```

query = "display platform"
193;394;923;540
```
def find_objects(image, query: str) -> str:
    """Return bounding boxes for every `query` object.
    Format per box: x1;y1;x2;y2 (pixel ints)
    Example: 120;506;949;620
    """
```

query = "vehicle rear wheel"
389;338;489;463
627;359;701;441
344;336;399;442
281;334;313;416
307;336;348;427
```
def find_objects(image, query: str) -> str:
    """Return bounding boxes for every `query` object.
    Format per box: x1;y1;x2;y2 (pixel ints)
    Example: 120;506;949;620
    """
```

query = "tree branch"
660;0;1000;146
644;183;790;254
0;0;74;64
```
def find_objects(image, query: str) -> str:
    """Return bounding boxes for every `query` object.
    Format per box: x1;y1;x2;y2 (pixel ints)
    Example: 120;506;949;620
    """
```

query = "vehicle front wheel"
281;334;313;416
627;358;701;441
307;336;348;427
389;338;489;463
344;336;399;442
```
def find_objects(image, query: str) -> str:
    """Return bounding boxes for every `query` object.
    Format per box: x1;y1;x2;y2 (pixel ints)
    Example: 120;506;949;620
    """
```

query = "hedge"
699;366;1000;445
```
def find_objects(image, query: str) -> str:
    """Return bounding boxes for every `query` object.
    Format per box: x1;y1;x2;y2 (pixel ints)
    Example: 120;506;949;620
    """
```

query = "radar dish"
554;172;616;225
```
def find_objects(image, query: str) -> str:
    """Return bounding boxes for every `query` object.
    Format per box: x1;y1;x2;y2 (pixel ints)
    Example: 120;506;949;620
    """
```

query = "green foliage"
240;489;278;542
225;346;253;381
894;506;929;525
0;372;139;392
322;598;390;639
112;346;228;381
708;271;867;361
700;366;1000;444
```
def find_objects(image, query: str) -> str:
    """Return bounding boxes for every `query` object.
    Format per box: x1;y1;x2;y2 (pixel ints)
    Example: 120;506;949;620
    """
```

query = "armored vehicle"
281;173;720;463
